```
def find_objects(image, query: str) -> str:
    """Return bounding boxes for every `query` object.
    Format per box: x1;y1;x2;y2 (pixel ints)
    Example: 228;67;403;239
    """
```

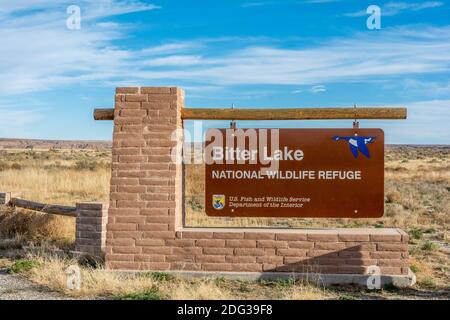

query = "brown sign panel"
205;128;384;218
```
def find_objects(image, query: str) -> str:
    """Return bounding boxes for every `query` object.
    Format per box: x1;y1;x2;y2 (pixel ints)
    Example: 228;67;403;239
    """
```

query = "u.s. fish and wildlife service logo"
212;195;225;210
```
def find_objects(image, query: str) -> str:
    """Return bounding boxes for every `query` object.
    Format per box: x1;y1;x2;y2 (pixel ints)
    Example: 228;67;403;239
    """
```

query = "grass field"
0;145;448;299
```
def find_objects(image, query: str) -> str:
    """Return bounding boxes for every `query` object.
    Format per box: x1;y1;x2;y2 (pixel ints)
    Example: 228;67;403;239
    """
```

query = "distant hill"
0;138;112;150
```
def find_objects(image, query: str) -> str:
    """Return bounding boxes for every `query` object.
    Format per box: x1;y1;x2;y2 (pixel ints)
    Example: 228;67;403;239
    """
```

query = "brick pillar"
106;87;184;270
0;192;10;205
75;202;108;257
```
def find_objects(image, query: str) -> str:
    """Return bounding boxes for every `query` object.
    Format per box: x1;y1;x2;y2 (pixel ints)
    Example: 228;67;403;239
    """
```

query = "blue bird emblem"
333;136;376;158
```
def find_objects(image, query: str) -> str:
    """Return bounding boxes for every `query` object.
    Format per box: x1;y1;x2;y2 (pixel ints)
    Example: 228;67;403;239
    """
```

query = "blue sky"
0;0;449;144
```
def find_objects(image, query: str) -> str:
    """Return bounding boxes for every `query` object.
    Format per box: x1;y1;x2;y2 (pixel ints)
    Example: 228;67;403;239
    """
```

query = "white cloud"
241;0;340;7
346;1;443;17
310;85;326;93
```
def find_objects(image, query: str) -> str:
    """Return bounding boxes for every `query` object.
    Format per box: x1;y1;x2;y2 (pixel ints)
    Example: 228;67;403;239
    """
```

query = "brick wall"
105;87;410;275
75;202;108;256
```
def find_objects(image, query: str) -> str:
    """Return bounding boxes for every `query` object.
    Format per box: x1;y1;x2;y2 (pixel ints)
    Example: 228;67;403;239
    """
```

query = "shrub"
75;160;97;171
409;228;424;240
115;286;164;300
7;259;40;274
421;241;439;251
11;163;22;170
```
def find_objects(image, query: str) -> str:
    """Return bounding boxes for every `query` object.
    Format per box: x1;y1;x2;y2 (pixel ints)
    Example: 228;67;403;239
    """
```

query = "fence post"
0;192;11;205
75;202;108;257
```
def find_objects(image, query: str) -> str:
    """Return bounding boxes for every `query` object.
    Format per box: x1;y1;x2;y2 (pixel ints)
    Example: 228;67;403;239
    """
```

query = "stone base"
122;268;416;288
107;227;411;275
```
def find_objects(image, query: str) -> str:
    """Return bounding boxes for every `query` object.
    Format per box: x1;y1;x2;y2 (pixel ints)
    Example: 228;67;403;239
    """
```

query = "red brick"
112;246;141;254
125;94;147;102
146;216;172;223
106;239;135;246
377;243;408;252
343;259;377;266
139;262;170;270
225;256;256;263
338;234;370;242
111;178;139;186
166;255;195;263
137;223;168;231
257;240;287;248
115;117;143;125
371;251;402;259
116;87;139;94
134;254;165;262
106;254;134;261
142;231;175;239
141;209;169;216
165;239;194;247
345;242;377;251
337;266;367;274
172;247;202;255
307;234;339;242
244;232;275;240
275;233;307;241
115;216;145;224
338;251;371;259
120;109;147;117
377;259;408;267
306;250;338;258
314;242;346;250
277;248;307;257
234;248;265;256
170;263;202;271
262;264;277;271
379;267;402;275
111;231;142;239
231;264;262;272
142;247;172;255
226;240;256;248
196;239;225;247
213;232;244;239
107;261;139;270
203;248;234;255
115;101;141;109
141;87;172;94
177;231;214;239
283;256;309;264
370;234;402;242
107;223;136;231
196;255;225;263
117;186;146;193
288;241;314;249
202;263;232;271
256;256;284;264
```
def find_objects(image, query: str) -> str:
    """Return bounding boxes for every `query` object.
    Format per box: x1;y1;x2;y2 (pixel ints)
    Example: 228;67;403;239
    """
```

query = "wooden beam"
9;198;77;217
181;107;407;120
94;107;407;121
94;108;115;120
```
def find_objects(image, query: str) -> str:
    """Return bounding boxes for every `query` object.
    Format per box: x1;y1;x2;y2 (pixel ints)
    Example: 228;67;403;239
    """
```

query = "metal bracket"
353;104;360;129
230;103;236;129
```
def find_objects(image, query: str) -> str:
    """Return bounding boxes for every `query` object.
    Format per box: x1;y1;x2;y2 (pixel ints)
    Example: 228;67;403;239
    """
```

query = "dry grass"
19;252;332;300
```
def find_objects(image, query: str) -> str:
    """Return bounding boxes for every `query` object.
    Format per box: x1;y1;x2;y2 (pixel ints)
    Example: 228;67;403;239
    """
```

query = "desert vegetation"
0;145;448;299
